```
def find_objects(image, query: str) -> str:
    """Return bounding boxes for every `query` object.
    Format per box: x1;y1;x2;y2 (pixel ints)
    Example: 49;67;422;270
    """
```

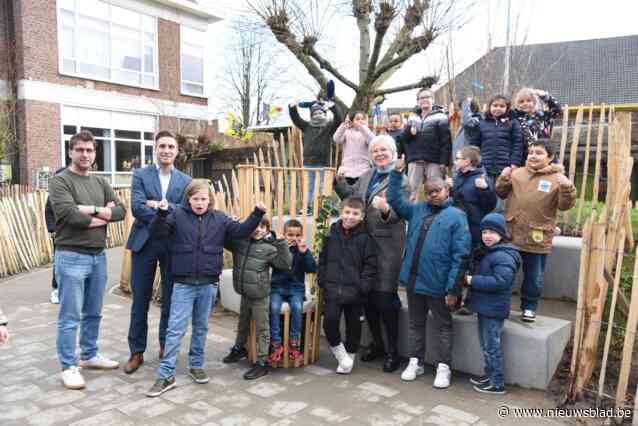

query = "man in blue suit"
124;130;192;374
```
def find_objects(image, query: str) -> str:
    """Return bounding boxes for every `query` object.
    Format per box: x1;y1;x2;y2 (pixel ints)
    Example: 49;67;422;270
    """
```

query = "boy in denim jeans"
268;219;317;364
146;180;266;397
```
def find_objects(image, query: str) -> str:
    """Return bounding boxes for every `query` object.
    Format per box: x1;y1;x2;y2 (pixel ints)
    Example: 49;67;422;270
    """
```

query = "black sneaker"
146;377;176;397
188;368;209;384
473;382;506;395
243;362;269;380
469;375;490;386
223;346;248;363
521;310;536;323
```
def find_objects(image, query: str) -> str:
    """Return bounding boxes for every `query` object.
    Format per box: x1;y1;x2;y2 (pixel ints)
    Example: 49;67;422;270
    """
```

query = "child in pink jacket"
334;111;374;185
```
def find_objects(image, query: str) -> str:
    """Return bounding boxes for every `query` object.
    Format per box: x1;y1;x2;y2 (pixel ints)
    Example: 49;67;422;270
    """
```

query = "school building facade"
0;0;221;186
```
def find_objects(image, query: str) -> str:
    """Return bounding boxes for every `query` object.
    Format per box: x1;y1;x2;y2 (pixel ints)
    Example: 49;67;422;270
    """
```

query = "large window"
181;26;205;97
62;107;157;187
58;0;158;89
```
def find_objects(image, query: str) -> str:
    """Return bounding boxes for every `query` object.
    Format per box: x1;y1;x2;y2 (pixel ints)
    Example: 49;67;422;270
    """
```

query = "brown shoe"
124;353;144;374
159;347;164;360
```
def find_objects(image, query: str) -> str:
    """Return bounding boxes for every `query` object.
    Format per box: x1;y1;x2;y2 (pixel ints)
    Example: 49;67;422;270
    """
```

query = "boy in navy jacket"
268;219;317;364
465;213;521;395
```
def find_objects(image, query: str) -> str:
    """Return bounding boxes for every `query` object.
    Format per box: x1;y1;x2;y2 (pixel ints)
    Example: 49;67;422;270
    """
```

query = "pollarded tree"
249;0;466;113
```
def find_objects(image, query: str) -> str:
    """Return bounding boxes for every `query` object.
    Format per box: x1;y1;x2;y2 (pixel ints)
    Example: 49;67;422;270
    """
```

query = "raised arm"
330;103;344;133
289;104;309;130
267;237;293;271
223;207;265;241
387;168;415;221
333;122;348;145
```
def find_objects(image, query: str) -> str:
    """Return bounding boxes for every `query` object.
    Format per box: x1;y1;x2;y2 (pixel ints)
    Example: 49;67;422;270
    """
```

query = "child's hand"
158;199;169;211
445;294;458;309
256;201;267;212
0;325;8;344
510;164;518;170
445;177;454;188
395;154;406;172
500;167;513;178
465;275;472;286
298;240;308;253
289;101;298;108
474;177;488;189
336;170;346;183
556;174;571;187
105;201;115;208
533;89;547;97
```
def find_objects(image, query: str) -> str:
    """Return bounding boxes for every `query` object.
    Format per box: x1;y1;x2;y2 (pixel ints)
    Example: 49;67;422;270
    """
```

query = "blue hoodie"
271;245;317;295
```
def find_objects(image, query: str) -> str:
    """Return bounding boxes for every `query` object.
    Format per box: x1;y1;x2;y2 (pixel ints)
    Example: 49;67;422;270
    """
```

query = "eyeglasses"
455;157;467;161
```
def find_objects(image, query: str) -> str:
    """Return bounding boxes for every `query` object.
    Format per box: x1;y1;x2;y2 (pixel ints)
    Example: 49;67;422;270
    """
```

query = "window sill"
180;88;207;99
59;70;160;92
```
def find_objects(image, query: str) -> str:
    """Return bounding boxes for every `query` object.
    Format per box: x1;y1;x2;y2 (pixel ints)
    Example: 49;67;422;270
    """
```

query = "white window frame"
57;0;159;91
60;106;158;188
180;25;206;98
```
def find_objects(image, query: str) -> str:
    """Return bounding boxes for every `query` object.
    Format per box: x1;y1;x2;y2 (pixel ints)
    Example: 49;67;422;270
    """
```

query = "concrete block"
362;299;571;390
515;236;582;303
219;269;240;314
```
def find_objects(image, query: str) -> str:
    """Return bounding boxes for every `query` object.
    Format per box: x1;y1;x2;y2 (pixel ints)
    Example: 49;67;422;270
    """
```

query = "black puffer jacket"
400;106;451;166
318;221;377;304
289;104;343;166
467;113;523;176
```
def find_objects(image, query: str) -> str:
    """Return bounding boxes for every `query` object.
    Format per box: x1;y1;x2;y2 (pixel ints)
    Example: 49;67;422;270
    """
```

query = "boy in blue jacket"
268;219;317;364
387;156;471;389
465;213;521;395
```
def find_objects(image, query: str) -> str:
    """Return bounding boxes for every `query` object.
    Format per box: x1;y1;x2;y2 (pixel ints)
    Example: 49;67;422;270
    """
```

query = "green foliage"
313;195;340;255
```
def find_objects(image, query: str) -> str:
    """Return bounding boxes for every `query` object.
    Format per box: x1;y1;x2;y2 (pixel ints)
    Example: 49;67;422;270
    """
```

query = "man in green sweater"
49;130;127;390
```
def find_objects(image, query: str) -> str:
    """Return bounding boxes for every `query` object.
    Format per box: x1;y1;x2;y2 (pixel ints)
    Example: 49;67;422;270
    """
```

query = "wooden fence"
0;188;131;279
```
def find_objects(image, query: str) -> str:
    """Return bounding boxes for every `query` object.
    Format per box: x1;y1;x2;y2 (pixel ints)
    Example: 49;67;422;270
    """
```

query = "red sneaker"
289;340;302;361
267;343;284;365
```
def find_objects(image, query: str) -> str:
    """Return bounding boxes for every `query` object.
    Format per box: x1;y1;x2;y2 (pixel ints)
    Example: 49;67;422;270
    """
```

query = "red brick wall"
0;2;9;81
15;0;206;106
17;100;62;184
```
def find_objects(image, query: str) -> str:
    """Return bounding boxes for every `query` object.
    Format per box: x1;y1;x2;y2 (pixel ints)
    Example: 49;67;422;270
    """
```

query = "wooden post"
290;170;297;218
591;104;606;210
615;246;638;413
568;105;584;184
276;170;284;236
559;106;570;166
597;228;625;403
301;170;309;231
576;104;594;225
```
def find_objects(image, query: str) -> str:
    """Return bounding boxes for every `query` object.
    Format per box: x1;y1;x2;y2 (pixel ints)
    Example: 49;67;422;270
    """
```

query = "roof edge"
151;0;221;22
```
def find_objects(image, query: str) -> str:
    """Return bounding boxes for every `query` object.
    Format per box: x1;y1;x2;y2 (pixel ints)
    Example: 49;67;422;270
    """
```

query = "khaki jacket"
496;164;576;253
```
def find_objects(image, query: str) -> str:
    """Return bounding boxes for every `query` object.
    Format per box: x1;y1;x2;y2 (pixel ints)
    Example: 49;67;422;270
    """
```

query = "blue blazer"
126;165;192;253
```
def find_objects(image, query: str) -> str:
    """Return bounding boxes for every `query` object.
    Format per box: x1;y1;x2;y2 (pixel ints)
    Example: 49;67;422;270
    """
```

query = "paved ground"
0;247;571;426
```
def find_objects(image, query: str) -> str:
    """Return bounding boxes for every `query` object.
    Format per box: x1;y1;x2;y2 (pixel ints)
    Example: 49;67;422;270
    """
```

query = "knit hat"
480;213;508;239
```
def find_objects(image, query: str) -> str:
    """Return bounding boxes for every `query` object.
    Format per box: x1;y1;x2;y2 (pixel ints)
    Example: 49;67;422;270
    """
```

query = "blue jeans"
55;250;107;370
304;163;325;210
270;291;304;343
520;252;547;311
477;315;505;388
157;283;217;379
128;239;173;355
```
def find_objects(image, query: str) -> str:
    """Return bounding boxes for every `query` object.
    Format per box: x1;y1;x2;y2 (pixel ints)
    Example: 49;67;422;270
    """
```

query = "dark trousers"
477;315;505;388
127;239;173;355
323;302;362;354
520;252;547;311
364;291;400;354
51;236;58;289
407;290;453;366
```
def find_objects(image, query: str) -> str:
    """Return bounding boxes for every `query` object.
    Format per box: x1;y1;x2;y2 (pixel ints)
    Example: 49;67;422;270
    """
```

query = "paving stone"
160;384;211;404
218;413;269;426
117;396;178;418
0;384;44;403
4;366;48;385
366;411;413;426
303;365;334;376
176;401;223;425
423;415;470;426
386;400;428;416
265;400;308;417
309;407;351;423
38;389;88;406
4;354;42;368
209;391;254;409
431;405;480;424
0;401;41;421
69;410;135;426
84;375;129;391
245;382;287;398
281;374;313;386
357;382;400;398
27;405;83;426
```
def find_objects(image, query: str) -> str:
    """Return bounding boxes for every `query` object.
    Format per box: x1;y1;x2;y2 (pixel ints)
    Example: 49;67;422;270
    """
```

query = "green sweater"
48;169;126;254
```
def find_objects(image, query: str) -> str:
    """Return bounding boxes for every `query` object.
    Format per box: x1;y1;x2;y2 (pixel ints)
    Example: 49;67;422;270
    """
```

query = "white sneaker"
401;357;425;381
433;363;451;389
330;343;354;374
50;289;59;304
336;353;355;374
79;353;119;370
521;310;536;323
61;366;85;389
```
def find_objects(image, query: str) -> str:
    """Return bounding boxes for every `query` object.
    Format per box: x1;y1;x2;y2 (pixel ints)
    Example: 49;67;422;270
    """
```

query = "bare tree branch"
305;44;359;91
374;75;438;96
